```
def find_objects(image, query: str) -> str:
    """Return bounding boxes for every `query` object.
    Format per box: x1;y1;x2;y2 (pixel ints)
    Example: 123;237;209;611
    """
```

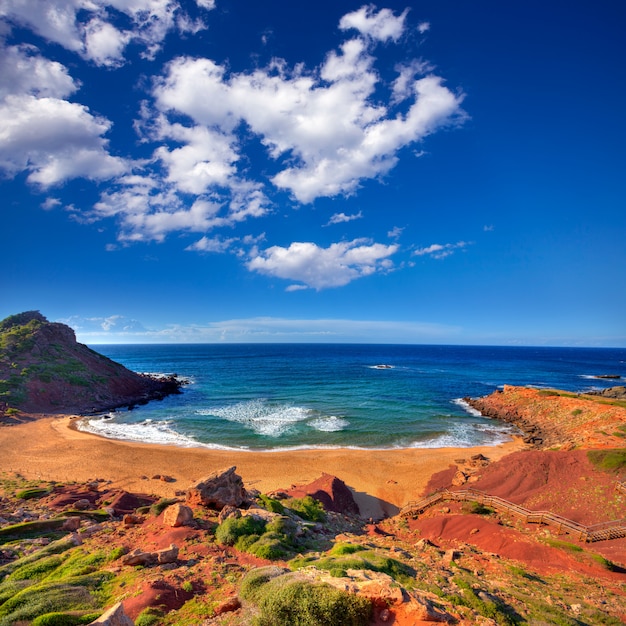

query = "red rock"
214;596;241;615
284;473;360;515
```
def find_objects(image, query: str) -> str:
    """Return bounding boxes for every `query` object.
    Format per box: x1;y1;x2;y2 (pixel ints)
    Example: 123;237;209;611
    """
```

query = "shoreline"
0;415;525;519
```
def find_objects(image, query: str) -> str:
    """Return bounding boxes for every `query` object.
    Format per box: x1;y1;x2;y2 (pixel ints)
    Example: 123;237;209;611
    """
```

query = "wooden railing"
400;488;626;543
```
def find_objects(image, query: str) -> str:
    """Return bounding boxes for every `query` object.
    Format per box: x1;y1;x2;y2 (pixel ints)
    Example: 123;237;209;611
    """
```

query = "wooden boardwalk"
400;486;626;542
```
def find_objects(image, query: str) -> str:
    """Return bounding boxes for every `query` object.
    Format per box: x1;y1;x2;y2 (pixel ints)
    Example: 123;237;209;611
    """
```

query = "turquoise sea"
78;344;625;451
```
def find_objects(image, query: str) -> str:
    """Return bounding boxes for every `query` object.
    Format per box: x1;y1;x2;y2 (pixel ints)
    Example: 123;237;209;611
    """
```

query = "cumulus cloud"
413;241;471;259
326;211;363;226
0;43;127;186
247;239;398;290
0;0;213;66
0;94;126;186
338;5;409;42
151;6;465;204
0;2;468;287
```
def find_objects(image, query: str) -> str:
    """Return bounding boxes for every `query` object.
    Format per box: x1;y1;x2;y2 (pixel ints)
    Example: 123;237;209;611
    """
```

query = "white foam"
452;397;483;417
77;416;237;450
309;416;349;432
197;399;312;437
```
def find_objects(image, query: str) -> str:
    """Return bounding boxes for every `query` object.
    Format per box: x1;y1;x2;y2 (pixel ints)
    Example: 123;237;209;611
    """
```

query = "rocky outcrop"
466;385;626;449
589;385;626;399
283;473;360;515
0;311;184;415
186;466;247;510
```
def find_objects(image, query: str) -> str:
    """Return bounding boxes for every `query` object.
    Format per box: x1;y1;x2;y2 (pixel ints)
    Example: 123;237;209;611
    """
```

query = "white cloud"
0;45;77;99
387;226;404;239
0;94;126;186
153;118;239;194
151;10;465;204
83;17;131;67
186;235;237;253
326;211;363;226
41;197;62;210
339;5;409;42
90;174;269;243
247;239;398;290
413;241;471;259
417;21;430;34
0;0;214;66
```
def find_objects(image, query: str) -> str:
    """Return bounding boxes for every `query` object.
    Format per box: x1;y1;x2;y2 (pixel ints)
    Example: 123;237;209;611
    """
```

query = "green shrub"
329;543;366;556
239;566;287;602
215;516;267;546
246;535;290;561
285;496;326;522
151;497;179;516
107;547;127;562
135;607;164;626
254;579;371;626
15;487;50;500
259;494;286;514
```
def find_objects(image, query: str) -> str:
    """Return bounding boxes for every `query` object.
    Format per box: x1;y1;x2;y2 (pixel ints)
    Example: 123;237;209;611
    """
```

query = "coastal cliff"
466;384;626;449
0;311;182;416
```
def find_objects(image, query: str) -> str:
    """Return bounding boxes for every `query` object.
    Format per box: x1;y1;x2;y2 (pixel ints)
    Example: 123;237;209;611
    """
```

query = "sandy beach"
0;416;524;519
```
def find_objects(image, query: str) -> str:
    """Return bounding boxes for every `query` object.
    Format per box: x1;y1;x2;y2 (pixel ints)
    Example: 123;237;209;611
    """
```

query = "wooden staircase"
400;486;626;543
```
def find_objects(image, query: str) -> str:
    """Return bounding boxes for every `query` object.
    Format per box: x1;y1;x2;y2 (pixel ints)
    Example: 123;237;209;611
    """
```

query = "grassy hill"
0;311;180;417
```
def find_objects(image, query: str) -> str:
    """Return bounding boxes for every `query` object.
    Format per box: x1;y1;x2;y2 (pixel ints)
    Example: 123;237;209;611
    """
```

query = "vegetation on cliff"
0;311;181;417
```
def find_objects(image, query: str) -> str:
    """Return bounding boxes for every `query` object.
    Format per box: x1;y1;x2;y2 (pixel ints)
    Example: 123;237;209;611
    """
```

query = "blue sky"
1;0;624;346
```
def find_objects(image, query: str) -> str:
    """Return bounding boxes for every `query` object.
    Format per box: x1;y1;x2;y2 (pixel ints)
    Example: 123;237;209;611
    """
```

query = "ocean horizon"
78;344;625;452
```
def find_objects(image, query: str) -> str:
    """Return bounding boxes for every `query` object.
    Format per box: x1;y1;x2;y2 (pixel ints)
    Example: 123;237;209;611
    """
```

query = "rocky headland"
466;384;626;449
0;311;183;418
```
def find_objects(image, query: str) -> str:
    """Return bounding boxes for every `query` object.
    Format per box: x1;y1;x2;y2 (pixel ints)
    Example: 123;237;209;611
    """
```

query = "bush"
215;516;267;546
254;579;371;626
329;543;366;556
16;488;50;500
239;567;287;602
285;496;326;522
258;494;286;514
135;607;164;626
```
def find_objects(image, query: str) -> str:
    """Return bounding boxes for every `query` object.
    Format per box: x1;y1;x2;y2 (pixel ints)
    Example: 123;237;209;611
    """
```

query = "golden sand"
0;416;524;519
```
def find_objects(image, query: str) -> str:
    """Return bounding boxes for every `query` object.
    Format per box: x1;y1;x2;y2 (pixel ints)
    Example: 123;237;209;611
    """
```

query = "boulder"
88;602;134;625
186;466;247;509
163;503;193;527
283;473;360;515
